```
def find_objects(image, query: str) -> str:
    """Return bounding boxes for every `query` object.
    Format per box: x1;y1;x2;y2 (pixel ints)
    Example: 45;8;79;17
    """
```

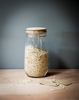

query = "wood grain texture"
0;69;79;100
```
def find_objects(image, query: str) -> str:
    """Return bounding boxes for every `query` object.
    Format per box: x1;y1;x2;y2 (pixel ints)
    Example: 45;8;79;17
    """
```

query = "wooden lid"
26;27;47;34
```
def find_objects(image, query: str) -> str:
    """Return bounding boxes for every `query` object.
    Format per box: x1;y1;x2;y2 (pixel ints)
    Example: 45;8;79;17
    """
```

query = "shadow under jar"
24;27;48;77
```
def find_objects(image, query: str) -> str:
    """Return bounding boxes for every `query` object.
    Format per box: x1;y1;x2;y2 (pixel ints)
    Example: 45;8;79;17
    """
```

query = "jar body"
24;32;48;77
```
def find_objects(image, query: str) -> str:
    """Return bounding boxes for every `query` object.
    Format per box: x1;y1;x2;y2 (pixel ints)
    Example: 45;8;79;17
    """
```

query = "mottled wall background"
0;0;79;69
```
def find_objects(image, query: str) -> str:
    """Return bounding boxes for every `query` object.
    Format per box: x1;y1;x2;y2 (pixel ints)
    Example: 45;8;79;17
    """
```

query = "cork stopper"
26;27;47;34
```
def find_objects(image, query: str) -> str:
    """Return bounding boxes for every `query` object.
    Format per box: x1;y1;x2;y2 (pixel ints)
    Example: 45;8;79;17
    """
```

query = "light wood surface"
0;69;79;100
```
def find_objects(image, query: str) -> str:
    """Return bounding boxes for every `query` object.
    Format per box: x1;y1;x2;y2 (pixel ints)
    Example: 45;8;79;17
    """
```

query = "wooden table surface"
0;69;79;100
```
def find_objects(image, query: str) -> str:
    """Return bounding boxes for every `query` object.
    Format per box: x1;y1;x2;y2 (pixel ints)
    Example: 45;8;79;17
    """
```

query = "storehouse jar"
24;27;48;77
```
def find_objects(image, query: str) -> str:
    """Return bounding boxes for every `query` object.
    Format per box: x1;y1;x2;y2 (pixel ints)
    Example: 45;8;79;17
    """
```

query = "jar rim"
26;33;46;37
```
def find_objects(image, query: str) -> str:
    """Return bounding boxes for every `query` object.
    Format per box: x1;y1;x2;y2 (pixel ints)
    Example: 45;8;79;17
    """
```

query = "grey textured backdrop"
0;0;79;69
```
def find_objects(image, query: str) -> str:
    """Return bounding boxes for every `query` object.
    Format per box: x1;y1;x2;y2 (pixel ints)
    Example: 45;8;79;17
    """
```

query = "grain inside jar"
25;46;48;77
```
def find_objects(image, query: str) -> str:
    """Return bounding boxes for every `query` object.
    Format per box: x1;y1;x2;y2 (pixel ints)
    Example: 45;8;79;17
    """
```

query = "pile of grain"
24;46;48;77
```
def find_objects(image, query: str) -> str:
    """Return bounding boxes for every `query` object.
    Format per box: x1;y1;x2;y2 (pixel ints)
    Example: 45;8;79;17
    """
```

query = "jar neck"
26;33;46;37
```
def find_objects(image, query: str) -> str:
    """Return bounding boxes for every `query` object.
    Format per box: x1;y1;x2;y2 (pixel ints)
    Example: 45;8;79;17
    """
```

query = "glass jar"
24;27;48;77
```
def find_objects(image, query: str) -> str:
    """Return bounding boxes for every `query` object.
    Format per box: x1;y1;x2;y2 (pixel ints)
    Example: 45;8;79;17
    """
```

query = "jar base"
25;70;48;78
